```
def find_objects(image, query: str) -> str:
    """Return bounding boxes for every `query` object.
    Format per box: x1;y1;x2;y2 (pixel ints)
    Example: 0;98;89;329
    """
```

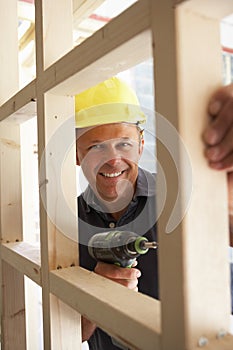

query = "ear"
76;147;81;166
139;137;144;158
75;129;81;166
138;129;144;157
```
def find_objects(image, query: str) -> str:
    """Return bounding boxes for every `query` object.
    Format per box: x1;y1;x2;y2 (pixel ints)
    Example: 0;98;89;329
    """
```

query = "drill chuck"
88;231;157;268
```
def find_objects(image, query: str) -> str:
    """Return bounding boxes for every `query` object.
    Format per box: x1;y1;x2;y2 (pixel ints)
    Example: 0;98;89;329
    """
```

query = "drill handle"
114;258;136;268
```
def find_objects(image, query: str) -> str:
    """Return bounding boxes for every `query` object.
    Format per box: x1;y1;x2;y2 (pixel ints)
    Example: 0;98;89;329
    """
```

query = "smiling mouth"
100;170;125;178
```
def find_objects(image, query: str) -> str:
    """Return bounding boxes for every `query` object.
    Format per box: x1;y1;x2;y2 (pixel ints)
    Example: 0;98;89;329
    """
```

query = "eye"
116;141;133;150
88;143;105;151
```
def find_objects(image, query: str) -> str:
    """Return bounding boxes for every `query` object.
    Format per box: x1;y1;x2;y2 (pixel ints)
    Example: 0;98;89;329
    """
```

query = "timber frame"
0;1;233;349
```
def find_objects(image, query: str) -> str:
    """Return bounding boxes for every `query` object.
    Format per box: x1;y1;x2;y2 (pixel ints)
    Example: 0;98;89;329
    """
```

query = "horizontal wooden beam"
39;0;151;95
1;242;41;285
50;266;161;350
49;30;152;96
0;1;151;123
0;80;36;123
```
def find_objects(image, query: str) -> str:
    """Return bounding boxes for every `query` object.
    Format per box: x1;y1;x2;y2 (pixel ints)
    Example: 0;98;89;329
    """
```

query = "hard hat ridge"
75;77;146;128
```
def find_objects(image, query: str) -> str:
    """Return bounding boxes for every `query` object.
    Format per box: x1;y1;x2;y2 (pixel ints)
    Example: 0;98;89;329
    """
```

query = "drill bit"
142;241;158;249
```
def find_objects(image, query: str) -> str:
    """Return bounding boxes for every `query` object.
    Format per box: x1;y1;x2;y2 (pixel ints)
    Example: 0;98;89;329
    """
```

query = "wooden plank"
20;116;39;245
0;122;26;349
39;0;151;95
1;262;26;349
39;93;79;268
151;2;186;349
42;0;75;70
35;1;81;348
20;128;42;350
73;0;105;27
50;30;152;96
38;93;80;350
175;3;233;348
50;266;161;350
0;0;19;104
0;3;26;347
35;0;44;75
0;2;151;110
0;123;22;243
50;295;80;349
152;1;233;349
38;93;79;347
0;80;36;123
24;277;43;350
1;242;41;285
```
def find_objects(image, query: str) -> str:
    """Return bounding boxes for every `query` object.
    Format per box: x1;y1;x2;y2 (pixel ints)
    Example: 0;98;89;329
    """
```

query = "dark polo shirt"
78;168;158;350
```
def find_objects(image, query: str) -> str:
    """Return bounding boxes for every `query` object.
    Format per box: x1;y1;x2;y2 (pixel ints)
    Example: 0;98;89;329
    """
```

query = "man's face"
76;123;144;203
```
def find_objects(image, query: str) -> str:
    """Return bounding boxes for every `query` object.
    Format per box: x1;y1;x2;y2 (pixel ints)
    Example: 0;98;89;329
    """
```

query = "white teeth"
102;171;122;178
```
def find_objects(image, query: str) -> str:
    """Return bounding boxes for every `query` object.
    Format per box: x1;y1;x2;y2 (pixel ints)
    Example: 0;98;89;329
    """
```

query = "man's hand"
94;261;141;292
203;83;233;241
203;83;233;172
81;261;141;342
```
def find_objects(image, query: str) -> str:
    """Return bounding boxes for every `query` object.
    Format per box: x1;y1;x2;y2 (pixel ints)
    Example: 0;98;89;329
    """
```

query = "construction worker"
75;77;233;349
76;77;157;349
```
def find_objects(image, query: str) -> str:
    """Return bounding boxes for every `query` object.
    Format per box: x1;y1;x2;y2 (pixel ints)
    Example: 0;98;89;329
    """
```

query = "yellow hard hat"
75;77;146;128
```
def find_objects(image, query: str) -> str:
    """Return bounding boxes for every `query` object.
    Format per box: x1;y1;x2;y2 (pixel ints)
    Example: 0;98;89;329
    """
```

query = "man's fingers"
94;262;141;290
94;262;141;280
204;84;233;146
205;101;233;145
205;126;233;163
108;277;139;290
208;83;233;115
208;154;233;172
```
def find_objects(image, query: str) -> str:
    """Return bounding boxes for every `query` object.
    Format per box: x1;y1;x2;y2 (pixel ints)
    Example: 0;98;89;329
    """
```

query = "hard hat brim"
75;103;146;128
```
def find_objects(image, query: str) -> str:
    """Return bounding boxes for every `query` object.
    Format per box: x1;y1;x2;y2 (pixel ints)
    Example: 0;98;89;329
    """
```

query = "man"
75;77;233;349
76;77;157;349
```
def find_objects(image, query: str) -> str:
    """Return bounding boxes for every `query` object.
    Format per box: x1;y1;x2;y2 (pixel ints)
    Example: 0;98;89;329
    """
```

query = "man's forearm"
81;316;96;342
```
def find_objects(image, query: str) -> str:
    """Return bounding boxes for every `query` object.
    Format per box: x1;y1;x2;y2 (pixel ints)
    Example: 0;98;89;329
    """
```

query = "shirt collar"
82;167;156;212
134;167;156;198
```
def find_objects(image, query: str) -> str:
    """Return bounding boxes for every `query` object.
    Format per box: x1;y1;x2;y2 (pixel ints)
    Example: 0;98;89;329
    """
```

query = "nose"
104;144;121;165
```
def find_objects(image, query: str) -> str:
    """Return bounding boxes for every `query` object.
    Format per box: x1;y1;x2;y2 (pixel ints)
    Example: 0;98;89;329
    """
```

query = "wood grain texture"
50;266;161;350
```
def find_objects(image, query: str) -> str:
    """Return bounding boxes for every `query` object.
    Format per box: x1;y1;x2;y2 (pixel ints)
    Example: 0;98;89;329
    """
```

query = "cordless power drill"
88;230;158;268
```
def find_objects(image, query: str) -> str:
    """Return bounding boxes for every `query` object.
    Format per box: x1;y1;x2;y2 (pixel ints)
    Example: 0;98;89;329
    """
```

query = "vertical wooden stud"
0;0;19;104
152;1;232;349
35;1;81;349
0;0;26;349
